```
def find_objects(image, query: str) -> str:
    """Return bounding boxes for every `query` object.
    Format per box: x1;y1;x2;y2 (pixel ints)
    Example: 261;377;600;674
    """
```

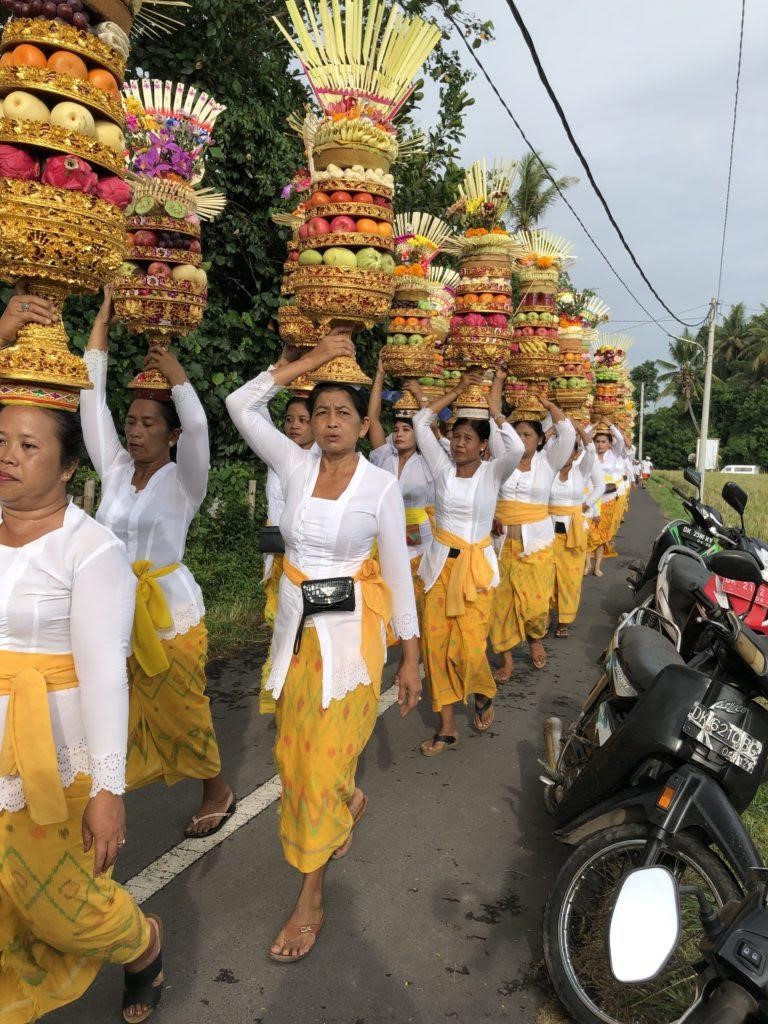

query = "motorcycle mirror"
722;482;748;532
684;467;702;494
609;867;681;982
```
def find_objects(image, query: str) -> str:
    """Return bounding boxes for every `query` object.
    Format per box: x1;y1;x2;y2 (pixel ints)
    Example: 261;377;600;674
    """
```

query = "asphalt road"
51;490;663;1024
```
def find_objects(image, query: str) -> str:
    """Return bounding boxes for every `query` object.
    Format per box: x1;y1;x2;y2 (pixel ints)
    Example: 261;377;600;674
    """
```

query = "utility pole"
696;296;719;496
638;381;645;461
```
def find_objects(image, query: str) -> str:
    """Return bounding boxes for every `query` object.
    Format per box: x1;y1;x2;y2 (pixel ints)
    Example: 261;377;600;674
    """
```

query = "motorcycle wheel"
634;579;656;607
543;823;739;1024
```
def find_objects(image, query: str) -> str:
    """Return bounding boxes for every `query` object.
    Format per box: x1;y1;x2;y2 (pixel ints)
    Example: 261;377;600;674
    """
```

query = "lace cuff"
89;751;126;798
171;381;197;406
83;348;108;379
392;611;420;640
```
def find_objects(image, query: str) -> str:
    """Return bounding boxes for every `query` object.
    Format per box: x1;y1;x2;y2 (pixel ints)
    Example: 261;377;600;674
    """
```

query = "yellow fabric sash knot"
283;558;394;687
433;527;493;618
495;500;550;526
0;652;78;825
549;504;587;550
425;505;436;531
405;507;430;527
131;560;180;678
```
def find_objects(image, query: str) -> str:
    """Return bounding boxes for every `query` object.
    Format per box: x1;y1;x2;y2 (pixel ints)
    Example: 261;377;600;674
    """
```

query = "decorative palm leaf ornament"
514;229;576;271
393;212;452;268
134;0;191;37
443;159;524;258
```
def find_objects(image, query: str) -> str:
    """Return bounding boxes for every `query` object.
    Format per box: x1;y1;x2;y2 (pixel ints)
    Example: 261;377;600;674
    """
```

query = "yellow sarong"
421;560;496;712
552;532;587;624
131;560;180;677
0;653;78;826
274;629;377;872
260;552;284;716
588;497;620;555
490;537;555;653
126;620;221;790
432;527;493;617
0;775;150;1024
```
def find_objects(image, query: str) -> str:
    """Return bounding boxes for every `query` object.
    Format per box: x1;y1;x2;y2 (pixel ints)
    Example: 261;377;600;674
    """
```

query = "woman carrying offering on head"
368;354;435;609
549;422;606;638
404;369;524;753
488;395;575;682
0;299;164;1024
586;423;625;577
80;288;234;840
226;329;421;963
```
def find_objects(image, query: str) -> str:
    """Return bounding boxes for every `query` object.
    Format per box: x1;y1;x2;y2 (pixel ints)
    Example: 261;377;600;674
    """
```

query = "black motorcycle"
541;563;768;1024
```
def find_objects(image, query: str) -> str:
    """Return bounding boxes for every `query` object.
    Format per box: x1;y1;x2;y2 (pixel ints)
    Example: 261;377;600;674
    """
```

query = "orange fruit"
463;293;479;305
47;50;88;80
12;44;48;68
375;221;393;237
0;52;13;67
405;317;419;327
87;68;120;96
355;218;379;234
392;316;406;327
479;292;494;306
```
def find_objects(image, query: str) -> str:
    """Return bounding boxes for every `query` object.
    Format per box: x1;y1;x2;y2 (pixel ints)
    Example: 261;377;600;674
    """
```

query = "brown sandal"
331;791;369;860
420;733;460;756
529;640;548;669
269;914;325;964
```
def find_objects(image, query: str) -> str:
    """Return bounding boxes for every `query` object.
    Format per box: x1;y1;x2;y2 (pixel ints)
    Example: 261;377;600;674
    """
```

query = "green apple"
378;253;395;274
356;247;381;270
298;249;323;266
389;333;408;346
323;247;357;269
407;334;422;346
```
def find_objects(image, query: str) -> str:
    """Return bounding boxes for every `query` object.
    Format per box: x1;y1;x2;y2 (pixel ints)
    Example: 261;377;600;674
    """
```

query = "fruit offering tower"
591;333;633;423
551;290;609;414
419;264;458;402
381;211;451;383
113;77;225;394
275;0;440;385
443;158;522;417
509;230;575;420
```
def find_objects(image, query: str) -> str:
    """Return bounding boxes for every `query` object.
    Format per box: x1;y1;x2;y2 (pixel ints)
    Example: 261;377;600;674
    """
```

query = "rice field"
648;471;768;542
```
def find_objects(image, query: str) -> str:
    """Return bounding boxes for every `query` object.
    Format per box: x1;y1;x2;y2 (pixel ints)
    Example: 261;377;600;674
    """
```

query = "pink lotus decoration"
95;176;133;210
41;155;98;195
0;144;39;181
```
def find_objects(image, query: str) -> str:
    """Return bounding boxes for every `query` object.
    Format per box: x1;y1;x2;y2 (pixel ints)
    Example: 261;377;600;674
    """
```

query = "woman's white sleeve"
586;457;607;510
172;382;210;507
580;442;597;479
490;421;525;484
369;442;393;470
545;418;577;472
70;540;135;797
610;424;627;457
226;371;309;489
80;350;131;478
376;479;419;640
412;408;453;480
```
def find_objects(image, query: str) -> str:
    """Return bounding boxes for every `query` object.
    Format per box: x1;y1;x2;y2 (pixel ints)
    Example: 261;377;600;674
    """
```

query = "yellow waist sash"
495;500;550;526
433;527;493;617
132;560;180;678
0;652;78;825
549;504;587;550
405;507;430;527
283;558;393;687
425;505;436;531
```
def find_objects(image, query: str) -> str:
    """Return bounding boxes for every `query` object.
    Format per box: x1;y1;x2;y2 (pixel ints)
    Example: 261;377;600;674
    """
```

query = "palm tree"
745;306;768;377
714;302;750;374
657;332;706;432
507;152;578;233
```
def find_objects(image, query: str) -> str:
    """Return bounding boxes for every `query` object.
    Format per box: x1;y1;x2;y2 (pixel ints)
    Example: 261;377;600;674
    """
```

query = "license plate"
683;702;762;773
681;524;709;548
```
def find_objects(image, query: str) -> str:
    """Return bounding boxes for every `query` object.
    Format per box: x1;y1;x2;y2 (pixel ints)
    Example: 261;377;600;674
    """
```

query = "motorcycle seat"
617;625;684;692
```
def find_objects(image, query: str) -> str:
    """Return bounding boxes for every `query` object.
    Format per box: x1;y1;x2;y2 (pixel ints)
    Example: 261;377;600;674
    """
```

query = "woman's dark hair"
594;431;613;444
128;396;181;433
393;416;415;428
286;395;311;416
43;408;85;471
453;416;491;441
308;382;369;420
511;417;545;440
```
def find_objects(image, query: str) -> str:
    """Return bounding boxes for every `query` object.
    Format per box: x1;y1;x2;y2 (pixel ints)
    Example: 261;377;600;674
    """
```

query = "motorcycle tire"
543;823;739;1024
634;579;656;608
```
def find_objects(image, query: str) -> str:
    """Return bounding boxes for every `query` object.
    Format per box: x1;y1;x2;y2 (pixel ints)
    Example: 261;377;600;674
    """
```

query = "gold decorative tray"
0;65;124;126
1;17;126;82
128;246;202;267
0;116;123;175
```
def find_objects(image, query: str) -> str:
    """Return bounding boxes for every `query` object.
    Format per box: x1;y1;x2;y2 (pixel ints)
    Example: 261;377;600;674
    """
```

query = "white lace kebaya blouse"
550;444;606;528
227;371;419;708
80;350;208;638
491;419;577;556
0;503;134;813
369;439;435;559
412;408;525;593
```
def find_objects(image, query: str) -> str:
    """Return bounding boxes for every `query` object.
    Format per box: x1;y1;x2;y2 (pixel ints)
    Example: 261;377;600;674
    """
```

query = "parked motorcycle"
610;864;768;1022
541;566;768;1024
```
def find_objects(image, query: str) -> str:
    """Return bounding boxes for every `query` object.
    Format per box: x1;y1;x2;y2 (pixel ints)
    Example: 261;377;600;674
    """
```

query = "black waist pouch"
293;577;355;654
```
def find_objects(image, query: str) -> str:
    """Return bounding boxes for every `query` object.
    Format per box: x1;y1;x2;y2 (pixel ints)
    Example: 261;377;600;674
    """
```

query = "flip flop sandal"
555;626;569;639
529;643;548;670
122;915;164;1023
269;914;325;964
420;733;460;757
331;793;369;860
492;666;513;684
472;697;495;733
184;795;237;840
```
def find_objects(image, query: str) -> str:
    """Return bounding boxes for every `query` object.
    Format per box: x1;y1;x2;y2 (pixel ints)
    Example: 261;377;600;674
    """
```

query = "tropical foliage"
506;151;578;233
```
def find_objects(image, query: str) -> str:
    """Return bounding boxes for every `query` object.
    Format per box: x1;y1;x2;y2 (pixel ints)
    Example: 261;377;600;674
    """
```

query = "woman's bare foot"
270;878;325;961
583;558;593;577
184;779;234;838
529;638;547;669
555;624;569;639
492;651;514;683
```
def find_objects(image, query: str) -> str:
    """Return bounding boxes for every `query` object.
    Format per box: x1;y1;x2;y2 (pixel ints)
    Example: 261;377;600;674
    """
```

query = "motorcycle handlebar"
680;981;758;1023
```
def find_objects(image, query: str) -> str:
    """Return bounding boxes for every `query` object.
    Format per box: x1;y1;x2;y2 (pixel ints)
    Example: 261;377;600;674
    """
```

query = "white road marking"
126;684;403;904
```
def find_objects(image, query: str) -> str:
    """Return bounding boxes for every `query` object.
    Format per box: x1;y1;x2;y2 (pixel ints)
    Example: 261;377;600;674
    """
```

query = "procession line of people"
0;293;639;1020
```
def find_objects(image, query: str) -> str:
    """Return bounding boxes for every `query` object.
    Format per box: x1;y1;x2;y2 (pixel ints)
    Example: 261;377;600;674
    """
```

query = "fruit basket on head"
275;0;441;386
591;332;633;422
550;289;609;412
112;76;226;395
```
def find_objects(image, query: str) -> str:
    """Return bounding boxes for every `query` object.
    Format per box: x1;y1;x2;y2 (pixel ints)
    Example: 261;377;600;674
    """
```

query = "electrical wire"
715;0;746;303
442;8;707;342
501;0;708;329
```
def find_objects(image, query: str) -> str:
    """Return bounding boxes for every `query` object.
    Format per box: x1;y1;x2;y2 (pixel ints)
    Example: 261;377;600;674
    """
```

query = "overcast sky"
415;0;767;366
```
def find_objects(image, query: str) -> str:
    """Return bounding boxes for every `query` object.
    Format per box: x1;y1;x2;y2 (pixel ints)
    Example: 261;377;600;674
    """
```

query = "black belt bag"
259;526;285;554
293;577;355;654
604;483;618;494
554;521;568;535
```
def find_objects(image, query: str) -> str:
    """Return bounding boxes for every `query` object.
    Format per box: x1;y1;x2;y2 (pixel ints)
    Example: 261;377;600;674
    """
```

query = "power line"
716;0;746;303
502;0;708;330
442;8;707;343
